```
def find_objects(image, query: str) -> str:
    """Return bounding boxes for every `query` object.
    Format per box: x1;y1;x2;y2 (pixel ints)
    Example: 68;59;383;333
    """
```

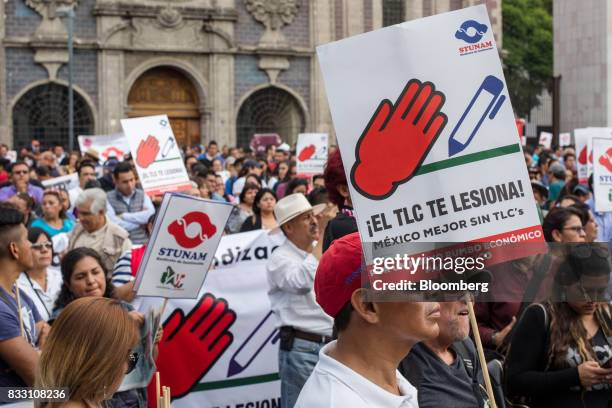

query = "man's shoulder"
107;220;130;239
296;365;370;408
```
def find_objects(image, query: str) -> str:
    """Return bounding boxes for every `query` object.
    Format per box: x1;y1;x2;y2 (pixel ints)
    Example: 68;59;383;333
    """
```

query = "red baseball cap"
315;232;364;318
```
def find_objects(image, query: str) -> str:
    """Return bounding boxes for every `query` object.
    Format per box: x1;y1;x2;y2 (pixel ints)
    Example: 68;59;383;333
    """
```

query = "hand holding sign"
157;293;236;398
136;135;160;169
351;79;448;199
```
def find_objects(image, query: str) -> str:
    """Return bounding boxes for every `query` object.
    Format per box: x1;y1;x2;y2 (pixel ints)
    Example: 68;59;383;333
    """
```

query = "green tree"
502;0;552;118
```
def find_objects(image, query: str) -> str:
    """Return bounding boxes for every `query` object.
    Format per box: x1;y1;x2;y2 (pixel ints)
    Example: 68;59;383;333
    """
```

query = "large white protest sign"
41;173;78;191
141;230;283;408
121;115;192;196
575;128;612;184
539;132;552;149
78;133;130;162
296;133;328;174
134;193;233;298
592;138;612;212
317;5;543;268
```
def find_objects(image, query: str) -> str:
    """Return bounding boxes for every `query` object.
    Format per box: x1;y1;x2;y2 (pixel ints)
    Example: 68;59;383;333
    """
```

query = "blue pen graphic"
227;311;280;377
161;137;175;158
448;75;505;157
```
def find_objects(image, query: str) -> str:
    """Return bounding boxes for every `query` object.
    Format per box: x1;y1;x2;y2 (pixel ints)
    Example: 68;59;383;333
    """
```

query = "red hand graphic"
350;79;448;199
156;293;236;399
298;144;316;162
578;146;587;165
599;148;612;173
136;135;160;169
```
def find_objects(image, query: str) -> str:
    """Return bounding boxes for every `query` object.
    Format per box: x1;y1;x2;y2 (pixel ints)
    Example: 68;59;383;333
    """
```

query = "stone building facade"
0;0;501;149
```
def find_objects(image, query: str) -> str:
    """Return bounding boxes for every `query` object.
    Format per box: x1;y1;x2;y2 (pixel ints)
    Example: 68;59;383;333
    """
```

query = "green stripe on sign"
192;373;280;392
416;143;521;176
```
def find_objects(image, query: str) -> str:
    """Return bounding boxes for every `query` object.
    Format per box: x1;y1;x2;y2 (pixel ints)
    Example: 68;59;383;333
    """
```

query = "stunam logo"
159;212;217;262
159;266;186;289
455;20;494;56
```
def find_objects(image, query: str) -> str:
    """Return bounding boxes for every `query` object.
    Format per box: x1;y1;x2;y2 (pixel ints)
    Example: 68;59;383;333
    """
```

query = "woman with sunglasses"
36;297;140;408
52;248;161;408
17;228;62;321
506;244;612;408
31;190;74;238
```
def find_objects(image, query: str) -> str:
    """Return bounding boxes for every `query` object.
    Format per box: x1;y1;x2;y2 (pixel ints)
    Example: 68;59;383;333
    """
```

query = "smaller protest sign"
559;132;571;147
592;137;612;212
575;128;591;184
41;173;79;191
296;133;328;175
539;132;552;149
78;133;130;162
6;151;17;163
134;193;233;298
120;115;192;196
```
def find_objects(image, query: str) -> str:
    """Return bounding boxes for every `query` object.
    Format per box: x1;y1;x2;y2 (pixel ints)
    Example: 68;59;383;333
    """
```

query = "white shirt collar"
316;341;418;407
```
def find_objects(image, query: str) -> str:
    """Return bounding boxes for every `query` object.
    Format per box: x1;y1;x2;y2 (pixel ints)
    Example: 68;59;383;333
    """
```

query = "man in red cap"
295;232;440;407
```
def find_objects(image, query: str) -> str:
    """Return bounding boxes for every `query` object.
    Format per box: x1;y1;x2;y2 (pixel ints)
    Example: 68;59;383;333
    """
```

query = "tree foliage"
502;0;553;118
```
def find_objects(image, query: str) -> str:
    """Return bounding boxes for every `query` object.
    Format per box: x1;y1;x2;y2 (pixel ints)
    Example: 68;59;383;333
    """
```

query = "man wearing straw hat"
295;232;441;407
266;193;335;408
0;203;47;389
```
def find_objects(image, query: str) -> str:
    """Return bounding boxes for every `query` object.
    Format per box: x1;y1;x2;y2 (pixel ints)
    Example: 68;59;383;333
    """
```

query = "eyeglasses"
12;170;28;175
562;226;586;233
31;242;53;251
126;352;139;374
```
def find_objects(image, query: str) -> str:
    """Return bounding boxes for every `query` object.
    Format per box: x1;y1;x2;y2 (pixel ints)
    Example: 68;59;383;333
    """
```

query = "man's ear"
350;288;379;325
8;241;20;261
552;229;563;243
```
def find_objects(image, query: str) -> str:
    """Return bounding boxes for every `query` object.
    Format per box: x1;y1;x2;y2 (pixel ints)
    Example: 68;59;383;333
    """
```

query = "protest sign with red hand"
155;293;236;398
136;135;160;169
350;79;448;199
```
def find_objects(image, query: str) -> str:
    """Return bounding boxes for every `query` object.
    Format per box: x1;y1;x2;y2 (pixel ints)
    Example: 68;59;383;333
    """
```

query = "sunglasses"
126;352;139;374
12;170;28;175
31;242;53;251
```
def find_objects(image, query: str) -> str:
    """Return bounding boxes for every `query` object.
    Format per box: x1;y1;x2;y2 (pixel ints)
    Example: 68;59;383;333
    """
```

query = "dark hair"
558;194;581;207
13;192;35;212
245;173;262;187
77;160;96;175
542;207;585;242
42;190;67;219
35;165;51;178
308;186;328;206
197;168;217;179
324;150;348;208
239;182;260;204
253;188;277;216
208;140;218;147
28;227;52;245
286;178;308;196
10;161;29;173
334;301;354;334
0;203;25;259
55;247;114;312
191;163;208;176
113;162;134;178
563;152;575;161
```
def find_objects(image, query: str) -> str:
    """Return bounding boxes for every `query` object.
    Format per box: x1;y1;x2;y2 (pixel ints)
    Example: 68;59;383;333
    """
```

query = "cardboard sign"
120;115;192;196
317;5;543;267
134;193;233;298
78;133;130;162
296;133;328;175
41;173;79;191
575;128;612;184
539;131;552;149
559;132;571;147
592;137;612;212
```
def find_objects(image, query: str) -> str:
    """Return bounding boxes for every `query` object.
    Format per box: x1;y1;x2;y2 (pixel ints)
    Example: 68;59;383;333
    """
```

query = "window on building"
383;0;405;26
236;87;305;148
12;83;93;149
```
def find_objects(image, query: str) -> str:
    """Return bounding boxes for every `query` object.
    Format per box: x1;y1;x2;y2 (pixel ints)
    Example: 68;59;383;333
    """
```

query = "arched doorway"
12;83;94;149
127;67;201;147
236;87;305;148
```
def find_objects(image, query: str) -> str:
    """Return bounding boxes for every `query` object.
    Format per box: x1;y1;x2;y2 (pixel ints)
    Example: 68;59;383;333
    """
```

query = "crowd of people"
0;137;609;408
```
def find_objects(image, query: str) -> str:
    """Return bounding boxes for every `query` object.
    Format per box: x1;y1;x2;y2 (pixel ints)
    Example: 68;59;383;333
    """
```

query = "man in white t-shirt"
295;232;441;407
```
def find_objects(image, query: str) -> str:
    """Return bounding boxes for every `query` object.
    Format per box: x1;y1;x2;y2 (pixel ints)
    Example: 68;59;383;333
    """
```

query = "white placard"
41;173;79;191
134;193;233;298
575;127;612;184
593;138;612;212
296;133;328;175
317;5;543;264
121;115;192;196
539;131;552;149
559;132;571;147
78;133;130;162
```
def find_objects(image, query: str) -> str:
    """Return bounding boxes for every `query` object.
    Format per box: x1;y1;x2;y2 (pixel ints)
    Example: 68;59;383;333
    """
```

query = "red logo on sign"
578;146;587;165
599;148;612;173
101;147;124;160
298;144;316;162
168;212;217;249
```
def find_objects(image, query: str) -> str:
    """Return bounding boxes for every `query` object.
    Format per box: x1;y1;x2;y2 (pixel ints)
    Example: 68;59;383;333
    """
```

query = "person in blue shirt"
30;190;75;238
